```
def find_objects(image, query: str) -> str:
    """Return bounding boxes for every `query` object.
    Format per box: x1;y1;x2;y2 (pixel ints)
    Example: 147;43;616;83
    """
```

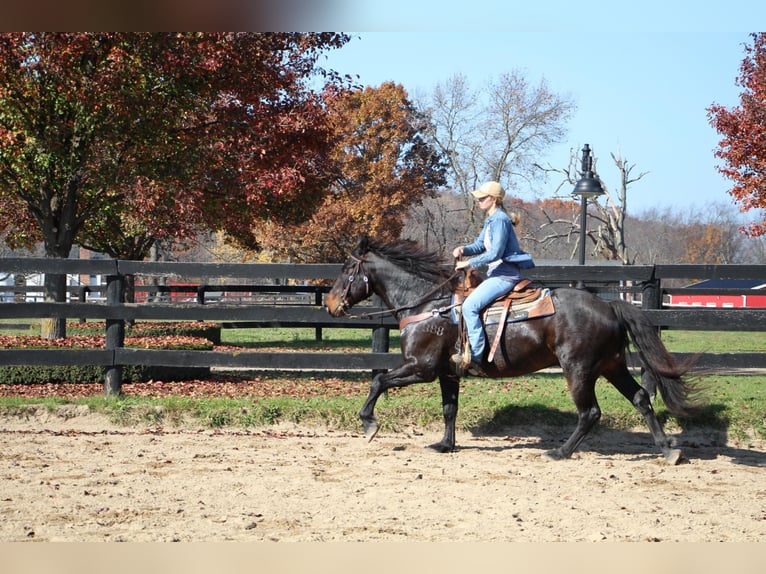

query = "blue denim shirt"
463;209;533;280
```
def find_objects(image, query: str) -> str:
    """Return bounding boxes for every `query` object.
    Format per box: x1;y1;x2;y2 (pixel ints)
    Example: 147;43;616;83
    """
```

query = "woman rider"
451;181;534;376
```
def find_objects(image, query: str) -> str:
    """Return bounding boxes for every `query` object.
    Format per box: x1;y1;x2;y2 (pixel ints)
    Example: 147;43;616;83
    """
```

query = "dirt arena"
1;405;764;542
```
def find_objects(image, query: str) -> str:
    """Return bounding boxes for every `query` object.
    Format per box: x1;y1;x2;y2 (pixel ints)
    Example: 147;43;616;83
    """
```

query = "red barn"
669;279;766;308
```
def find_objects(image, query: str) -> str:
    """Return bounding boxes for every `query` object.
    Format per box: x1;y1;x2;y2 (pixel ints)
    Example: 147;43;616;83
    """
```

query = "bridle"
336;254;370;314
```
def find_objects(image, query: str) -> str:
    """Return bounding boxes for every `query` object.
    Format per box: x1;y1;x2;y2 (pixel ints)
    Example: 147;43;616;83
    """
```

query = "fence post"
314;289;323;341
641;269;662;311
104;274;125;396
371;325;390;379
641;269;663;337
371;294;390;378
638;269;663;396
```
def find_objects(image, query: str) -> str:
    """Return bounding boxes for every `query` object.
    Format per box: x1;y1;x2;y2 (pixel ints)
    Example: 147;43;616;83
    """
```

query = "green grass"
660;329;766;353
2;371;762;444
1;325;764;443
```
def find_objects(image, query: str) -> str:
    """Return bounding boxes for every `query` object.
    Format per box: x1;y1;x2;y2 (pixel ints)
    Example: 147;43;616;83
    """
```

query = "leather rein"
339;254;460;328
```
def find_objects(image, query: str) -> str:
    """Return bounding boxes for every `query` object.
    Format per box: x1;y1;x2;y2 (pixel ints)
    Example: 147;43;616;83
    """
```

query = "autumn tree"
518;197;581;260
708;32;766;237
0;191;36;252
254;82;447;262
621;201;748;268
404;192;466;253
0;32;349;336
626;206;684;264
671;203;744;264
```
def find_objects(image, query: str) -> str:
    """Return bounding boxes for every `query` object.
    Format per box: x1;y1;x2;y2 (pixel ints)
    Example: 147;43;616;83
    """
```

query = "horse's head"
325;236;374;317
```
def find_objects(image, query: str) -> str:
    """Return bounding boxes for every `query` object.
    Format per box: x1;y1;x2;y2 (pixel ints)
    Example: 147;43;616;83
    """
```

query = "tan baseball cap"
471;181;505;199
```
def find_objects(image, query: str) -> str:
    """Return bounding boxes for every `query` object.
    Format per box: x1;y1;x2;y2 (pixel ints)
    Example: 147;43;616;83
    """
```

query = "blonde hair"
492;196;520;225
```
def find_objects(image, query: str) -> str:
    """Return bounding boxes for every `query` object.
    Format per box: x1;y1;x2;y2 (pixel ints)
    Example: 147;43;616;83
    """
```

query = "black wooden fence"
1;257;766;396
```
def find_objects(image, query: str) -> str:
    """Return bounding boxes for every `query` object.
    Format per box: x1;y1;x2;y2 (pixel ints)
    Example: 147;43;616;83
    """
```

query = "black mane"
355;237;453;284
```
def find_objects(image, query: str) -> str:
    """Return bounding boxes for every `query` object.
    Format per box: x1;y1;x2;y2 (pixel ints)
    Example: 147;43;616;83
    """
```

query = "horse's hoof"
363;422;380;442
426;442;454;453
664;448;685;465
542;449;567;461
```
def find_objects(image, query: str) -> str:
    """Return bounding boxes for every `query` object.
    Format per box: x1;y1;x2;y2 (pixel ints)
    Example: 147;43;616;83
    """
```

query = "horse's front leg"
359;359;433;442
428;373;460;453
358;372;386;441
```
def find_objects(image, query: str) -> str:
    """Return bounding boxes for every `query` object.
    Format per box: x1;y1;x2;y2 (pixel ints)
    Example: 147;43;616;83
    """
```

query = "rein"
341;255;460;321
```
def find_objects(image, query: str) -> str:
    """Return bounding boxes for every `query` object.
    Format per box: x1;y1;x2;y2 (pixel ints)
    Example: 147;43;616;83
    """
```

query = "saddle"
454;270;540;305
454;269;555;363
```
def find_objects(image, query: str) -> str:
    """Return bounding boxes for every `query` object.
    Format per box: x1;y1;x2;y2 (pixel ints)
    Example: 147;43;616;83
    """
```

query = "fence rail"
2;258;766;395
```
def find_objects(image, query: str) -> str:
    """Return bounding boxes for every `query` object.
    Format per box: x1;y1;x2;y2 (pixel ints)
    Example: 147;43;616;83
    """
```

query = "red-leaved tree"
0;32;349;337
708;32;766;237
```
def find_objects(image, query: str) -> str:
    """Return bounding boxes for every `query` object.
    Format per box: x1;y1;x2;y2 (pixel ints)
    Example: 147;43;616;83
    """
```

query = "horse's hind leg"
544;374;601;460
640;367;657;401
606;365;683;464
428;373;460;453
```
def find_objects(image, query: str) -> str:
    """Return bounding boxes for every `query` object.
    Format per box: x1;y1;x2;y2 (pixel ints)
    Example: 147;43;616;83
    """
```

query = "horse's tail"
610;300;704;417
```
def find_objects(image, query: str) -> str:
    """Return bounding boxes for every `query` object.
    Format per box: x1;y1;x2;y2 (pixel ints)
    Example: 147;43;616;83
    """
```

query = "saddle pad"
482;288;554;325
451;288;555;325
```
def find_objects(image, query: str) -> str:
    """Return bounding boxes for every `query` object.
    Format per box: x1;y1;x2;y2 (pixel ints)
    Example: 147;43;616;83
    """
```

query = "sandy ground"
1;405;764;543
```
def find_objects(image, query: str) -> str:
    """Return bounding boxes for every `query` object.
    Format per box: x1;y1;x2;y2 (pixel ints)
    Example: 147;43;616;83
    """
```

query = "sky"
3;0;764;216
302;1;766;216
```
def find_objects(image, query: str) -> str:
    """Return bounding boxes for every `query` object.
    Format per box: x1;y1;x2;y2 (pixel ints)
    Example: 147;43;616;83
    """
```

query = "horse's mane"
357;237;453;284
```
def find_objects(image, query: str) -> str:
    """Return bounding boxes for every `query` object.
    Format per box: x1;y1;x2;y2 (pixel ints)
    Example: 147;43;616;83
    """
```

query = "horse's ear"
354;235;370;254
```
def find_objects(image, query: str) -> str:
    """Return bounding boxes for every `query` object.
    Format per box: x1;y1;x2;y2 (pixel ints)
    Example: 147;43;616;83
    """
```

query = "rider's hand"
452;246;464;258
454;260;471;272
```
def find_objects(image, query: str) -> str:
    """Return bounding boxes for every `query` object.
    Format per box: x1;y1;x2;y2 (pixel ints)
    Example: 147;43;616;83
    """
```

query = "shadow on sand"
463;403;765;467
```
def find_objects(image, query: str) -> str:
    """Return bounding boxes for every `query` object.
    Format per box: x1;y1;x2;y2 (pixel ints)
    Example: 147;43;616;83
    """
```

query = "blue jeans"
462;276;517;362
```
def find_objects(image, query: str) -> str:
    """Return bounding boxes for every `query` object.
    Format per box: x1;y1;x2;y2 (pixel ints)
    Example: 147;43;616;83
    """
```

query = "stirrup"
450;352;469;370
465;361;488;377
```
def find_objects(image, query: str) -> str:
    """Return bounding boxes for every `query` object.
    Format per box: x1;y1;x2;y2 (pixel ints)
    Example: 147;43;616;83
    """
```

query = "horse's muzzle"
325;293;347;317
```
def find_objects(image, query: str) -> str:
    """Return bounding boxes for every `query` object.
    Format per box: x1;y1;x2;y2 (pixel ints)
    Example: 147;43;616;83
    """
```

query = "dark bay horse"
325;236;702;464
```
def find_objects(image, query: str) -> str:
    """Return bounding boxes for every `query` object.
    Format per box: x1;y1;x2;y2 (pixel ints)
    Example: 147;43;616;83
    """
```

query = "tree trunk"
39;226;77;339
41;272;67;339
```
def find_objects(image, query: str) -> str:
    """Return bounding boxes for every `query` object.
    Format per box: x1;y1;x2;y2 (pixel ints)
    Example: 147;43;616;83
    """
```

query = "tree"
254;82;447;262
532;146;647;264
677;204;745;264
403;192;465;253
520;197;581;260
626;202;748;267
708;32;766;237
0;32;349;336
626;206;685;264
415;71;576;252
0;191;36;251
591;151;648;264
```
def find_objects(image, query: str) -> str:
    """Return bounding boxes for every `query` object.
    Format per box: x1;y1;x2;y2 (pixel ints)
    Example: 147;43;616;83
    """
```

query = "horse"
325;236;703;464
